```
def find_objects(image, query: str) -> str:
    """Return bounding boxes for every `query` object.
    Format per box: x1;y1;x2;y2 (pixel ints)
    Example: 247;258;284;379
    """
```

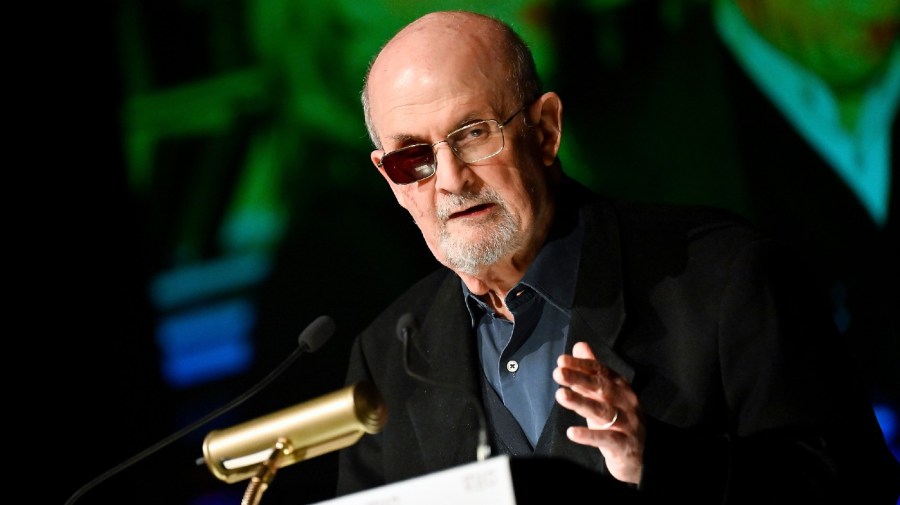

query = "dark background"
53;1;897;504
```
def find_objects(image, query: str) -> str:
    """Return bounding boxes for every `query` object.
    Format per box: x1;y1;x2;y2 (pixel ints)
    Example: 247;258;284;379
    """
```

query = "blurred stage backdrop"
58;1;897;504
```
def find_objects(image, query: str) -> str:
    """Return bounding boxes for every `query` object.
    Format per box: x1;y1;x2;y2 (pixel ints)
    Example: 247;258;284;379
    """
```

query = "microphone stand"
64;315;336;505
241;437;291;505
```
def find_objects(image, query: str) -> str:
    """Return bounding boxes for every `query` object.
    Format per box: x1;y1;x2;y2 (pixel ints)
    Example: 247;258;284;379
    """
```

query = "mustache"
436;189;502;221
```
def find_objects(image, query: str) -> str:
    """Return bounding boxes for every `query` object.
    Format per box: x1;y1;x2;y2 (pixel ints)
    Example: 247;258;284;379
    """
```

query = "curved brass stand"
241;438;292;505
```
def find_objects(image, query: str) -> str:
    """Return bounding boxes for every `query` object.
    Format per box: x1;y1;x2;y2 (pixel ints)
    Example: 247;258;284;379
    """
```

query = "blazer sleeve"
637;236;899;504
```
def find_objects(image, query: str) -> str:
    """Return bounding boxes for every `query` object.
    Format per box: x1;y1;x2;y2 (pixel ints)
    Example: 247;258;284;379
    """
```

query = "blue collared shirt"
463;216;584;447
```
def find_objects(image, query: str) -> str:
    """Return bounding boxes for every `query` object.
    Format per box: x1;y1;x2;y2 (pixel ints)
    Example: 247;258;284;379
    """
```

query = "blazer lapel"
536;201;635;470
405;272;485;472
571;202;634;383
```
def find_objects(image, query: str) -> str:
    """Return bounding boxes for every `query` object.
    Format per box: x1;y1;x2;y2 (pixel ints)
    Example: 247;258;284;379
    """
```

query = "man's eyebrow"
384;111;495;146
454;111;494;128
385;133;422;147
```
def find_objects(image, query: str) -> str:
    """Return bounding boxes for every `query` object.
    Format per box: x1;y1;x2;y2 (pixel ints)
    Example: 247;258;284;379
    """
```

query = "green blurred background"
56;1;897;504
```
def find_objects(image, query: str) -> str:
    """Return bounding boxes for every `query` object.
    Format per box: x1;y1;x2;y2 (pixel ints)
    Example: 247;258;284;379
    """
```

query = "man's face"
366;24;551;276
371;92;546;276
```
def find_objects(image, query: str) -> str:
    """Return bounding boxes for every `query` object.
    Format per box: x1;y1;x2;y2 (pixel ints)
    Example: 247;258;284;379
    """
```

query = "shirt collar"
462;199;584;322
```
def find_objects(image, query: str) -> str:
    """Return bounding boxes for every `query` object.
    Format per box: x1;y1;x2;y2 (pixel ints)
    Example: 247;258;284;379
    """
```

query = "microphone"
296;314;335;353
64;314;337;505
396;313;491;462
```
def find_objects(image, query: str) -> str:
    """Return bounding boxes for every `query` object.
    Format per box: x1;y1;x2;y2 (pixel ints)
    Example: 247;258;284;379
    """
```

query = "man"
336;10;899;504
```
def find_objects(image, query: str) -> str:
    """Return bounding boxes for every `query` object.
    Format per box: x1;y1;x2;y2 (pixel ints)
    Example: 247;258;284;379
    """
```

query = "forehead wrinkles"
368;16;510;143
382;97;499;146
380;94;451;141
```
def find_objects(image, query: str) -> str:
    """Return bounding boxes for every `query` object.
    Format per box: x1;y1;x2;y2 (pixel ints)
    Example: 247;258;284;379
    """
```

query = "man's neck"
457;253;535;322
457;211;556;321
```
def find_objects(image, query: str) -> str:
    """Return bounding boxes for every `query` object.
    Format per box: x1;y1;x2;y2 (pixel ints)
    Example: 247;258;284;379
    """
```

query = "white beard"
436;187;521;275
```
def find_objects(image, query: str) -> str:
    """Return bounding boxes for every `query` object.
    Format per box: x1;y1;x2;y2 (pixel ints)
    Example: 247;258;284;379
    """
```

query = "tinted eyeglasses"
377;105;527;185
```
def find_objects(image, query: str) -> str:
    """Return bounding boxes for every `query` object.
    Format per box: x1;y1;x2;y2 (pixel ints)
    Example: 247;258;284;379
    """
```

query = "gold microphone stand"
241;437;291;505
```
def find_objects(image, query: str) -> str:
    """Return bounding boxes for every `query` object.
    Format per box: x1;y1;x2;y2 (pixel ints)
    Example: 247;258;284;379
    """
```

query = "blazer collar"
535;197;634;471
569;200;635;384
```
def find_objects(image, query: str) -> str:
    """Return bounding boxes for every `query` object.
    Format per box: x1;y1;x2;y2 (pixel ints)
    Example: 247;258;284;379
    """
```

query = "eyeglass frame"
376;103;529;185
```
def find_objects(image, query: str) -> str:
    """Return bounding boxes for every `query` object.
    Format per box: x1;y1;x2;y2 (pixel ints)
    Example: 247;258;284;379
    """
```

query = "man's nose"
432;143;472;193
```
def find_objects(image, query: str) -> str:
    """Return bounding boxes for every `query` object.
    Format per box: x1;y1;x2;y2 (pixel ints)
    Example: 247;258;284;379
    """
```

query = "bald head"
361;11;541;148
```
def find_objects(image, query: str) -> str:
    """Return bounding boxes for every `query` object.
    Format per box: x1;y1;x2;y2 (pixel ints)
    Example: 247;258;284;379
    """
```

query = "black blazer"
336;178;899;504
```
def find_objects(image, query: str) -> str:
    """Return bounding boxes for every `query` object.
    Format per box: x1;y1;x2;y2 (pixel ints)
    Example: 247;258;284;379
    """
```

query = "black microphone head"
298;315;336;353
396;313;418;342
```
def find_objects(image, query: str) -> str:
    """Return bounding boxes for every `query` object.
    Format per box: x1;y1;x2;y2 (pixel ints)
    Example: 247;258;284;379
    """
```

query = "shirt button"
506;360;519;373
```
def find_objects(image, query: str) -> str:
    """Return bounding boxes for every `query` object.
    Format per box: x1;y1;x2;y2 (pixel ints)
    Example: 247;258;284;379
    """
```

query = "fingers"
554;341;630;430
571;340;596;360
553;344;619;397
597;408;619;430
554;341;645;484
566;425;618;446
555;385;620;428
554;342;601;379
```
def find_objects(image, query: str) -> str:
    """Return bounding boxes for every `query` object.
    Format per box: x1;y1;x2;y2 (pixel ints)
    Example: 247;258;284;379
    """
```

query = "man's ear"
372;150;408;209
531;92;563;166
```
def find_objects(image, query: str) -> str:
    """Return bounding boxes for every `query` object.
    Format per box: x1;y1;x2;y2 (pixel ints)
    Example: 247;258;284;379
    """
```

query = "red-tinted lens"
382;144;436;184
